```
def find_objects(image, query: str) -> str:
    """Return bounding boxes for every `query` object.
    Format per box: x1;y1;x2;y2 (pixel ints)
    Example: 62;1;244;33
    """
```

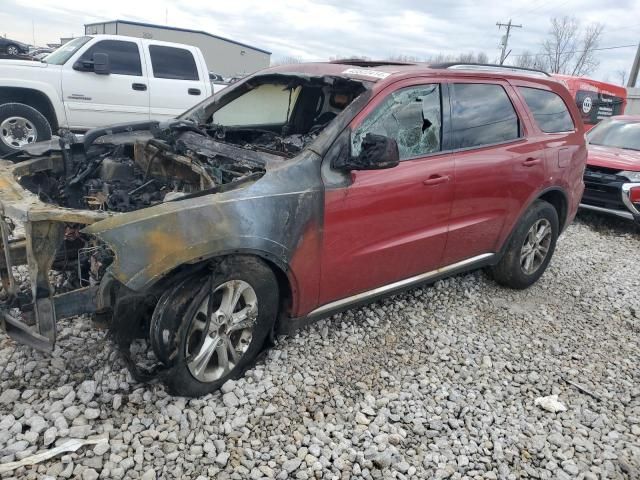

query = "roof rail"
330;59;417;67
430;62;551;77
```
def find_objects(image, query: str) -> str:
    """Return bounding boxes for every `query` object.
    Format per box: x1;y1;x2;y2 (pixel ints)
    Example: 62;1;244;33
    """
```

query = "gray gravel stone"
0;218;638;479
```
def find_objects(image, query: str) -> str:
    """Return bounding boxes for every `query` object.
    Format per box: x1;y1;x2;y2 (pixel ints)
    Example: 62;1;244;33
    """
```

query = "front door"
319;81;454;305
61;39;150;129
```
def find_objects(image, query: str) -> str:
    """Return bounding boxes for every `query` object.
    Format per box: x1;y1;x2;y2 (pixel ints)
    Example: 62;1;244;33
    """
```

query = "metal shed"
84;20;271;77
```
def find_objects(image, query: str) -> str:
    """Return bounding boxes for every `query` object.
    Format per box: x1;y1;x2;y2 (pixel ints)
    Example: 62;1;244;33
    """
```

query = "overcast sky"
1;0;638;83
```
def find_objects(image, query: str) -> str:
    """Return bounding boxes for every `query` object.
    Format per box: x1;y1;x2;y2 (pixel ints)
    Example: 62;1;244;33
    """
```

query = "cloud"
0;0;638;82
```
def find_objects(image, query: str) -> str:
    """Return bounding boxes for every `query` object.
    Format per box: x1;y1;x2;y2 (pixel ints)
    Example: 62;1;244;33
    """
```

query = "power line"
510;43;638;57
497;20;523;64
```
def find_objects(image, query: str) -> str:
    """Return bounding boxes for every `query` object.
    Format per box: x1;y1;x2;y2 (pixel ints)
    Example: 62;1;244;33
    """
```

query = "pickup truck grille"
582;166;628;211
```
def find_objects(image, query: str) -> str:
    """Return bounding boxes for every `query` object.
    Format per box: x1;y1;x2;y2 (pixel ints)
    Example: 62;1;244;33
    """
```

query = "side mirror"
334;133;400;171
93;53;110;75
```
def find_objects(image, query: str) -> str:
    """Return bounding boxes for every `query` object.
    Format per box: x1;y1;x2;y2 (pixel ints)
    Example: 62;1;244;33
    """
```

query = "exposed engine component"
19;129;266;214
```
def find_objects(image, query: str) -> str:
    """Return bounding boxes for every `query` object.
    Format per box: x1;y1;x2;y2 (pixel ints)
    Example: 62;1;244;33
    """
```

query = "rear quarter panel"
503;77;586;238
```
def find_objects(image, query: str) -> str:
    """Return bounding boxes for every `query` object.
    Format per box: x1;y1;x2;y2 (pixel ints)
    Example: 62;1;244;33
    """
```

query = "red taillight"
630;186;640;204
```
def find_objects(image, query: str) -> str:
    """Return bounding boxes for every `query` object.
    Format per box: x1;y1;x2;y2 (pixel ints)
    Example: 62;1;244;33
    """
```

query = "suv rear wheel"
0;103;52;155
491;200;559;289
151;256;279;397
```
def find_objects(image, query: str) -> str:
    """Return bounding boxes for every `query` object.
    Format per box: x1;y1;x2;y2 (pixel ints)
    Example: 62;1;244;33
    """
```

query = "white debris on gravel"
534;394;568;413
0;214;639;479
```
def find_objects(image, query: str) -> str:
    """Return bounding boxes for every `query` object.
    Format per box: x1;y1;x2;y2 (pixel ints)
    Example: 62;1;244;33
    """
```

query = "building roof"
84;19;271;55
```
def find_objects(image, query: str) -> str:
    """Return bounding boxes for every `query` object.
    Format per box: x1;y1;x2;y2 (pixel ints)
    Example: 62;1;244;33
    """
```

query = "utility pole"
497;19;522;65
628;42;640;88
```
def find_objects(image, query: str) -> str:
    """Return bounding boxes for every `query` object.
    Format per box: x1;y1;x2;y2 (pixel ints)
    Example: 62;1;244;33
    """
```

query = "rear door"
146;44;207;121
61;38;150;128
442;80;542;265
319;79;455;305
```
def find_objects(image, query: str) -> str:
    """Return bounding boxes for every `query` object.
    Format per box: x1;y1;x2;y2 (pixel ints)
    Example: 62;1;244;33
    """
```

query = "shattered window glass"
352;85;442;160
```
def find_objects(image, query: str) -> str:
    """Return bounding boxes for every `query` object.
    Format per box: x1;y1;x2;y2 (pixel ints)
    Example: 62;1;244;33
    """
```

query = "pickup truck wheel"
0;103;52;155
491;200;559;289
152;256;279;397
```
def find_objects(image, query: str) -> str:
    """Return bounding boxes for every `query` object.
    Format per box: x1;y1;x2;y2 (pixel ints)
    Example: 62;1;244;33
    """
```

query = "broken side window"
351;84;442;160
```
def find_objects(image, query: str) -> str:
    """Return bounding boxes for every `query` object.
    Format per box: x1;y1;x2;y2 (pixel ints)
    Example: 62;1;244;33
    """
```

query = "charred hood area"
17;124;267;214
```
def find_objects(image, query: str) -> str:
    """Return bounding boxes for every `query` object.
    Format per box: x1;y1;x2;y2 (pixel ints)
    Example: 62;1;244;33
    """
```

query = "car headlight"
619;171;640;182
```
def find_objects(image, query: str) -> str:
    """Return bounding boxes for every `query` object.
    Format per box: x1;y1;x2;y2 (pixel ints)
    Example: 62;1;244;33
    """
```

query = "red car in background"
553;75;627;131
581;116;640;222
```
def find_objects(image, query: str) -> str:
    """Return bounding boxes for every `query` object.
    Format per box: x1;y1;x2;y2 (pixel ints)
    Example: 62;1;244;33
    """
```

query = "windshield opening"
182;74;367;157
43;36;92;65
587;119;640;152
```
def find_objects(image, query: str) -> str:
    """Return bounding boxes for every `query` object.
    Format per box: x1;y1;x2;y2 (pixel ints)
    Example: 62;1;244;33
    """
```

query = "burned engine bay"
19;126;267;214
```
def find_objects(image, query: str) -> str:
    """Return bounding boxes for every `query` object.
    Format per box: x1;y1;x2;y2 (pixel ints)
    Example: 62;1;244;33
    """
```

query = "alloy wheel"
185;279;258;383
520;218;552;275
6;46;19;56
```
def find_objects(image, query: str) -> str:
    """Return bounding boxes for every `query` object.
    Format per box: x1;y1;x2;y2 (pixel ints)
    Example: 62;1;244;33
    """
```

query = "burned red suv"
0;61;585;396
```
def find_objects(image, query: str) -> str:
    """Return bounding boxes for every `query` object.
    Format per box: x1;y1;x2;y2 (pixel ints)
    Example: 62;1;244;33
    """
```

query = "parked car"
0;34;212;154
0;37;29;56
0;61;586;396
580;116;640;222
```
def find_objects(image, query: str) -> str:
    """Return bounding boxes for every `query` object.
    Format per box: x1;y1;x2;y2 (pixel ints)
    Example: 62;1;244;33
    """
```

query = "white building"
84;20;271;77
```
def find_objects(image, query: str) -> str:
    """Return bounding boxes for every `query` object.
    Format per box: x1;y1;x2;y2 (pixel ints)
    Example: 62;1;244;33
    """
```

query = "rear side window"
78;40;142;76
518;87;575;133
352;84;442;160
451;83;520;149
149;45;199;80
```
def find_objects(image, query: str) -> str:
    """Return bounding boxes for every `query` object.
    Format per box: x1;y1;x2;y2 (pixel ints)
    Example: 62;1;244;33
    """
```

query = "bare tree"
616;69;627;85
387;54;422;62
476;52;489;64
540;16;603;75
512;50;546;70
270;56;303;66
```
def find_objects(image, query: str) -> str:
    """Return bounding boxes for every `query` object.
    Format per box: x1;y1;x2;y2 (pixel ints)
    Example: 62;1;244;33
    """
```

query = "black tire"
491;200;559;289
152;256;279;397
6;44;20;56
0;103;52;155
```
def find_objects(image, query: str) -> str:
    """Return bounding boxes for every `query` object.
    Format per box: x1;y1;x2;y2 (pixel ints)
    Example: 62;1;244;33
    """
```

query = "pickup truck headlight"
620;171;640;182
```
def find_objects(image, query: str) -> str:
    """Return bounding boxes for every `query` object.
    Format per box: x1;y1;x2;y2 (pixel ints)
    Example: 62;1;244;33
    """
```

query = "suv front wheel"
491;200;559;289
151;256;279;397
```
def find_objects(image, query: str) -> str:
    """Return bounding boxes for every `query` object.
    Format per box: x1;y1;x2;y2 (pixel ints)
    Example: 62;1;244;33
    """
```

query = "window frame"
449;81;525;152
77;39;143;77
517;85;577;134
148;44;200;81
350;80;450;163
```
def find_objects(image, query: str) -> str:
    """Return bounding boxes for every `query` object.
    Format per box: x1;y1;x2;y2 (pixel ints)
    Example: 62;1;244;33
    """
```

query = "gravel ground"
0;213;639;480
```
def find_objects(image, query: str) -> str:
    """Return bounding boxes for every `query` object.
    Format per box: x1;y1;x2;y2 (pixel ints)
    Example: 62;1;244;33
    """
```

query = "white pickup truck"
0;35;214;154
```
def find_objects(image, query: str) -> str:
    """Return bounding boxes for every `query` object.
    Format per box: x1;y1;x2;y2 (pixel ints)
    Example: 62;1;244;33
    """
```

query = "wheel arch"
0;87;59;132
498;186;569;259
537;187;569;232
139;249;297;321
